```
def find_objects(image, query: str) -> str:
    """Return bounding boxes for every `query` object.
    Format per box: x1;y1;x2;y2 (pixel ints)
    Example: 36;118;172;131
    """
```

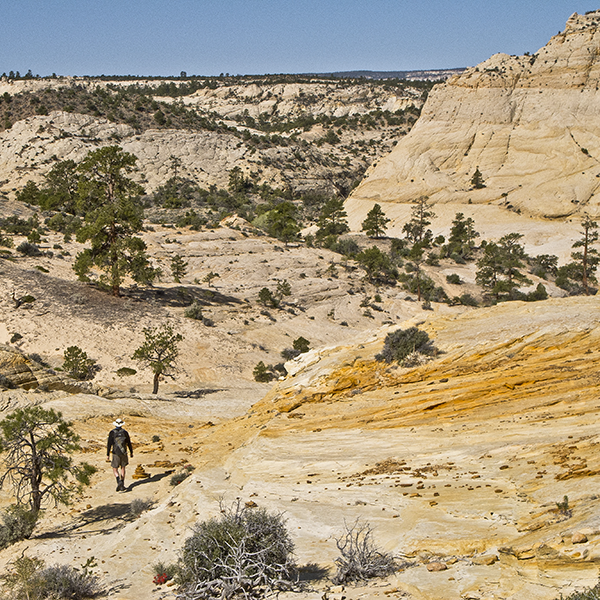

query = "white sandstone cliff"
350;11;600;219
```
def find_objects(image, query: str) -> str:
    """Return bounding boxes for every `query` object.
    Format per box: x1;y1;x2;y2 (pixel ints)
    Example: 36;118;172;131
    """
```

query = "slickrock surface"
0;297;598;600
350;11;600;219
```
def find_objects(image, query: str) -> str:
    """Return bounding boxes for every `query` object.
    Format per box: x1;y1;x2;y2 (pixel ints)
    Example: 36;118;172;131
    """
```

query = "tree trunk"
583;227;589;295
153;372;160;394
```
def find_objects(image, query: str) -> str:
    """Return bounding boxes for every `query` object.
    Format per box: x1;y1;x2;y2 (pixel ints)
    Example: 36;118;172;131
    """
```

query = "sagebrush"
332;520;396;585
0;554;103;600
176;500;296;599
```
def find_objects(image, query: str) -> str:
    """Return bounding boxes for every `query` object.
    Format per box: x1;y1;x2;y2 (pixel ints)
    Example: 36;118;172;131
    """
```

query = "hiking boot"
116;477;122;491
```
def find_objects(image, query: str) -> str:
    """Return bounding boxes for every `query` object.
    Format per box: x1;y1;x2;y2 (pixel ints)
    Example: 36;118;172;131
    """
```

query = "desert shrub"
0;554;103;600
253;361;275;382
332;520;396;585
529;254;558;279
34;563;103;600
0;234;13;248
280;348;300;361
129;498;154;518
176;500;295;599
554;580;600;599
258;287;279;308
330;238;360;257
152;561;178;584
446;273;462;285
167;464;195;483
16;241;41;256
63;346;97;380
184;301;204;320
151;435;160;442
457;293;478;306
292;336;310;353
116;367;136;377
0;505;39;549
375;327;436;365
525;283;548;302
170;471;191;486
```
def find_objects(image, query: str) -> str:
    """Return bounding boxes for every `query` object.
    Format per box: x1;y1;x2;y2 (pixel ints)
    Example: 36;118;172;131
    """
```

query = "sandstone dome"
349;11;600;220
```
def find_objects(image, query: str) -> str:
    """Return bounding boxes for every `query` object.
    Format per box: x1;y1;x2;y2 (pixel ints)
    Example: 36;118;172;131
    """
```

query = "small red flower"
153;572;168;585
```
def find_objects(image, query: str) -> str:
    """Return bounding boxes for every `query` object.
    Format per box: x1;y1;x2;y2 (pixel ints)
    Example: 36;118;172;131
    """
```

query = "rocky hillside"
349;10;600;219
0;75;429;197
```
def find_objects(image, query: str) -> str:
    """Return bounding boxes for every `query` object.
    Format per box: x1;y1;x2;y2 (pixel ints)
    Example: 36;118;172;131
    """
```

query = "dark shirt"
107;428;133;457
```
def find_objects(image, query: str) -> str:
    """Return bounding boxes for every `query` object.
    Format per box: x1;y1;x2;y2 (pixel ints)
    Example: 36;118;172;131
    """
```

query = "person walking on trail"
106;418;133;491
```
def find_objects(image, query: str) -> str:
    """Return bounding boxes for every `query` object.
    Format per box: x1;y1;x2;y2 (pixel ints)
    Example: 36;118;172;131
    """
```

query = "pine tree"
170;254;188;283
74;146;158;296
471;167;485;189
402;196;435;245
361;203;390;238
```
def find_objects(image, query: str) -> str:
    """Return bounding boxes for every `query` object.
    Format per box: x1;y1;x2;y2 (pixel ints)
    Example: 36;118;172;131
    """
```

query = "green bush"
116;367;136;377
177;501;295;598
456;293;478;307
0;505;39;549
63;346;97;380
446;273;462;285
292;336;310;353
258;287;279;308
253;361;275;382
170;471;191;486
375;327;436;365
0;554;103;600
152;561;178;583
184;301;203;320
16;242;41;256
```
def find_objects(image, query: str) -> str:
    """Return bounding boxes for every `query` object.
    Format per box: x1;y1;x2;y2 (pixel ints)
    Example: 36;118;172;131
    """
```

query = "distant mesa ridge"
306;69;466;81
349;10;600;219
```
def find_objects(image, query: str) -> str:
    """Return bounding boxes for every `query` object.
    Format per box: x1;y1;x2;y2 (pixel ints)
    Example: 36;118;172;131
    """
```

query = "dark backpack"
113;428;128;456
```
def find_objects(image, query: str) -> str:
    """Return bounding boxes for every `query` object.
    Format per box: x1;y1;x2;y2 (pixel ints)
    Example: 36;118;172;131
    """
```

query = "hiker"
106;418;133;491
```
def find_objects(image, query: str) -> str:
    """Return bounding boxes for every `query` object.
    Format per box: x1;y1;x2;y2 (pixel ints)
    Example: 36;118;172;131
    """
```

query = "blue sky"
6;1;600;77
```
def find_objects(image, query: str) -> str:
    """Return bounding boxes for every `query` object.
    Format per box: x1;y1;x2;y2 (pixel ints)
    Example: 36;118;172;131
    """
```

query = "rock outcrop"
0;344;92;393
350;11;600;219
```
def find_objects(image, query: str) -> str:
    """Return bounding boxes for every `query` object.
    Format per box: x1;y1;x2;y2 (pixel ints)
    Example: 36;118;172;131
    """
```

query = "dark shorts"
111;453;129;468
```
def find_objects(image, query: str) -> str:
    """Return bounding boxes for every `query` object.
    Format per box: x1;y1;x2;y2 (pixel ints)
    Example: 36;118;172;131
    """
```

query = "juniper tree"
0;407;96;513
265;201;300;244
471;167;485;189
73;146;159;296
132;324;183;394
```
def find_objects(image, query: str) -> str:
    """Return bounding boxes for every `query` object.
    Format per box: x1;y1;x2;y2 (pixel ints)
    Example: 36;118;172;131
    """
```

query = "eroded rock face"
351;11;600;218
0;344;89;392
